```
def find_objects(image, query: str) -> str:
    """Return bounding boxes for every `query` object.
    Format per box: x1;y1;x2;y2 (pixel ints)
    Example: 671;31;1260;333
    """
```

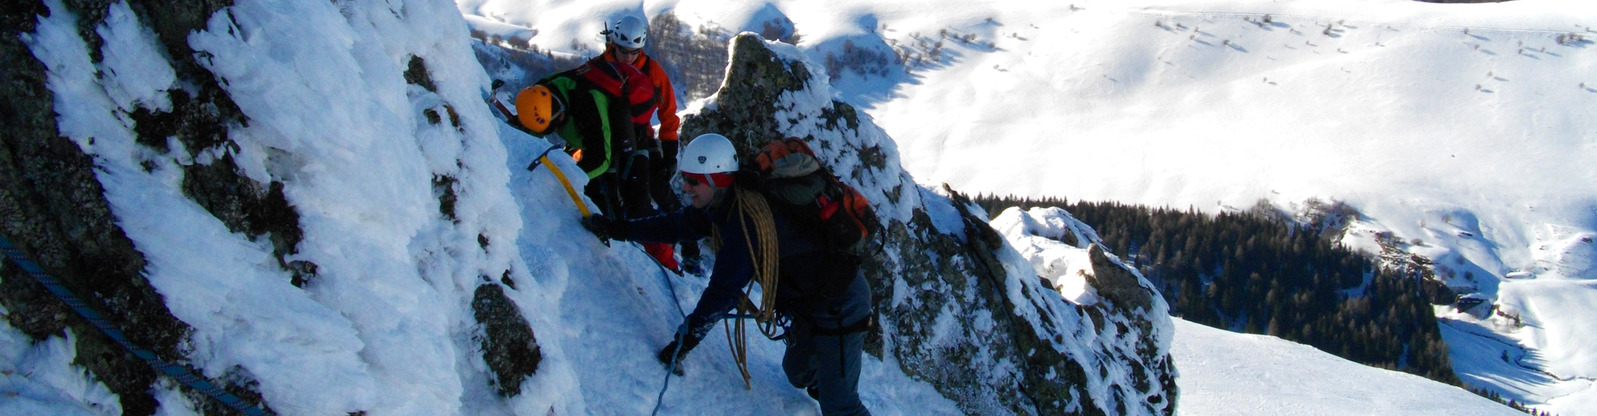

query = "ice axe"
526;145;606;246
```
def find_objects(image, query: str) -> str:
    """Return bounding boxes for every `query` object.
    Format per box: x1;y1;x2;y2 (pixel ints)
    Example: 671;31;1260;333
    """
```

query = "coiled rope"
722;189;781;389
654;188;781;414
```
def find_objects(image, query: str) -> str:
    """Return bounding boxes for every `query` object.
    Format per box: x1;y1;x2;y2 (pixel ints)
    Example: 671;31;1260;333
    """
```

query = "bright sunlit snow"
1171;317;1522;416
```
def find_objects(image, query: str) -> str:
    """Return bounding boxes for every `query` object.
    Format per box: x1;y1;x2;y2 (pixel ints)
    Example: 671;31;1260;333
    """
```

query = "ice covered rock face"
682;33;1177;416
1;1;234;414
2;0;538;413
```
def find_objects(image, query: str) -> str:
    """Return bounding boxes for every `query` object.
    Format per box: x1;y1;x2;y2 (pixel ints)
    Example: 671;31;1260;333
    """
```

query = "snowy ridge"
798;0;1596;413
991;207;1106;304
7;0;1589;414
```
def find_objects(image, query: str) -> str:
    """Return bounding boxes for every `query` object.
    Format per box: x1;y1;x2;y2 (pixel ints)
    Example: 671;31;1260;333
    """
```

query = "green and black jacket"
537;71;637;179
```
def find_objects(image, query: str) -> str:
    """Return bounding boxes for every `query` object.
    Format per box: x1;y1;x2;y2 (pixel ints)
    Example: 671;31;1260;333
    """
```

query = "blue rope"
645;243;687;416
637;242;688;319
0;235;270;416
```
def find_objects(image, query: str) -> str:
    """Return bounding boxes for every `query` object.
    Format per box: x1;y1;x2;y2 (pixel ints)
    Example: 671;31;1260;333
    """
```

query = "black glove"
657;332;701;375
580;214;629;242
639;136;661;154
660;139;678;167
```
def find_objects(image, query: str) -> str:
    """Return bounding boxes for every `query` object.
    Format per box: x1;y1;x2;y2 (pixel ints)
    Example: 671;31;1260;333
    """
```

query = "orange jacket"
604;45;681;143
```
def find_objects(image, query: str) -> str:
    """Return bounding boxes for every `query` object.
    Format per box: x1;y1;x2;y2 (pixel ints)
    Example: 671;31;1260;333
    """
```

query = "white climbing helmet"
606;15;648;50
680;134;738;174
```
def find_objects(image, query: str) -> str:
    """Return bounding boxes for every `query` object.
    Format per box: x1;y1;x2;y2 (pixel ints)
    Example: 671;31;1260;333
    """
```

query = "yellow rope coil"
718;189;780;389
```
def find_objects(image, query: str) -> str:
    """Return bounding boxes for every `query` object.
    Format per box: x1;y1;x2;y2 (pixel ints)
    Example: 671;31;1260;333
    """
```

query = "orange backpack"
748;137;879;258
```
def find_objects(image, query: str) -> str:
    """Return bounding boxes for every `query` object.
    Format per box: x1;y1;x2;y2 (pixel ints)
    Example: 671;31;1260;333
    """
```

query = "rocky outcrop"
473;282;543;397
0;2;253;414
681;33;1176;415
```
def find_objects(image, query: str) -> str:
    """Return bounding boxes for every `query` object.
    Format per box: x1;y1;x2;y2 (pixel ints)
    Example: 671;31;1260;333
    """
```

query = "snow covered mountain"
1;0;1174;415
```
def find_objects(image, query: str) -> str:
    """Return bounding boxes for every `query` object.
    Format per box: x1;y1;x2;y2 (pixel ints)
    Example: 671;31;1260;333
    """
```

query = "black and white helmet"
606;15;647;50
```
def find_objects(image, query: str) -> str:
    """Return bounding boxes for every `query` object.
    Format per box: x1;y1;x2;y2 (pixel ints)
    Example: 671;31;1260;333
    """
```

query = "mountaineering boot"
643;242;679;273
658;336;698;376
679;242;704;275
661;352;686;376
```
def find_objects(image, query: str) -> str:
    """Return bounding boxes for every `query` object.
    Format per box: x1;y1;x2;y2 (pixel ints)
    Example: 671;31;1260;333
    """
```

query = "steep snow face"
678;34;1177;415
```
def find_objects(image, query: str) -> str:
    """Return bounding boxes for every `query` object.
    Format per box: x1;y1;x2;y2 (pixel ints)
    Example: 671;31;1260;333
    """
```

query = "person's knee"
783;355;815;388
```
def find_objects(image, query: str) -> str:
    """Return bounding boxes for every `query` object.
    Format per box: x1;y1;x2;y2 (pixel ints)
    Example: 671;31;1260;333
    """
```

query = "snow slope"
5;0;1588;413
1172;317;1521;416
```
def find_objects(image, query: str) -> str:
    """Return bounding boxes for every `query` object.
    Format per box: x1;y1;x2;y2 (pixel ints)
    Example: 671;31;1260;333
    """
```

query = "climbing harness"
0;234;270;415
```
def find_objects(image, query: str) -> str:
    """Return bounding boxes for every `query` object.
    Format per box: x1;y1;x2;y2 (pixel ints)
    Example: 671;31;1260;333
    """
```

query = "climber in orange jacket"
599;15;692;273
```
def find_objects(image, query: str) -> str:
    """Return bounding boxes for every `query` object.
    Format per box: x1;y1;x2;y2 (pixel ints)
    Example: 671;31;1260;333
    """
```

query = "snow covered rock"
1;1;205;414
3;0;535;413
681;33;1176;416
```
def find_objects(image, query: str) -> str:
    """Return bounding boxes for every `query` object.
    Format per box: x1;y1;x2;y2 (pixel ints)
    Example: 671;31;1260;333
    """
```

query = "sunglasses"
616;45;643;55
681;172;708;187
